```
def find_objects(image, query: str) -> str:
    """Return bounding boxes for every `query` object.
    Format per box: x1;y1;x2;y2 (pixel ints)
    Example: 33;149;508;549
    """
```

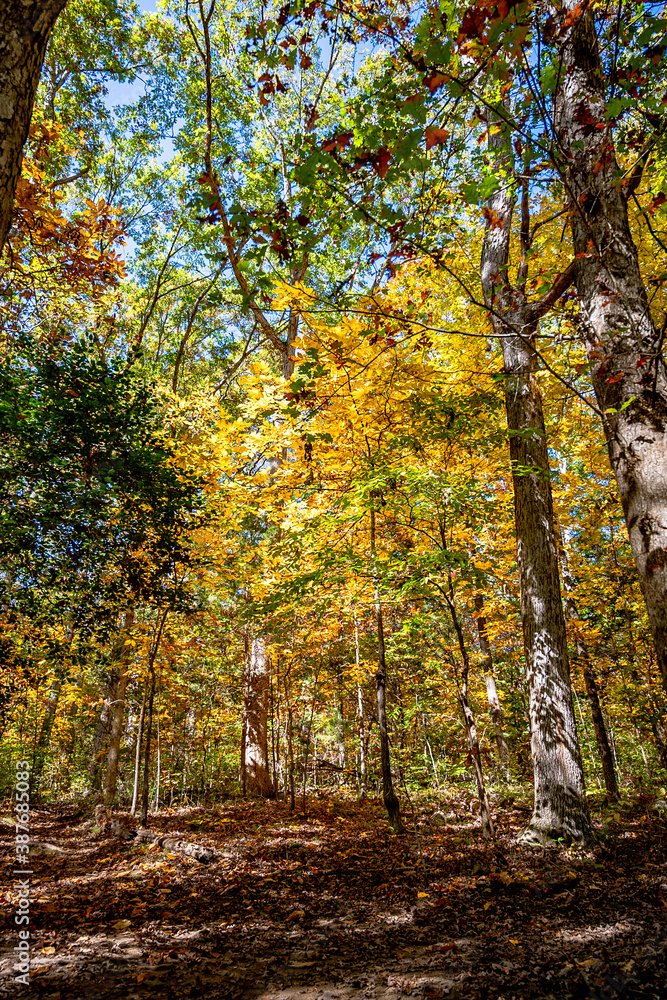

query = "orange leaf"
425;127;450;150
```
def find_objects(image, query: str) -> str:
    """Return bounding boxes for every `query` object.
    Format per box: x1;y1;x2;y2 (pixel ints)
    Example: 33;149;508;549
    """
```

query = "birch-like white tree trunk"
555;4;667;694
481;114;591;844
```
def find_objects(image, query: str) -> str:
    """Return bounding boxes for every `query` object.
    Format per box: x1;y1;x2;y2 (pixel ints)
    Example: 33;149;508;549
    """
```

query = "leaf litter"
0;791;666;999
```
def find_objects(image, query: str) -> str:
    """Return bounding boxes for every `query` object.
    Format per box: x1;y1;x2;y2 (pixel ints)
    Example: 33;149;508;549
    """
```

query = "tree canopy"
1;0;667;991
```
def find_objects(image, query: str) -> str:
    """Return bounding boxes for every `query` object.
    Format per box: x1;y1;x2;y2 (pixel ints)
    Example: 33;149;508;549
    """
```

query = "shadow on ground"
1;793;666;999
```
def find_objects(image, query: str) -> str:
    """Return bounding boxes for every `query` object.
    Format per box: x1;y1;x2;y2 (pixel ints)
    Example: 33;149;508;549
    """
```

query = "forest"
0;0;666;997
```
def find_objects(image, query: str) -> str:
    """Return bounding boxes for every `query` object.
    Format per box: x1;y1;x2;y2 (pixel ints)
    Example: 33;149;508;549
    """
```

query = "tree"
481;116;591;842
555;2;667;695
0;0;69;253
241;634;275;798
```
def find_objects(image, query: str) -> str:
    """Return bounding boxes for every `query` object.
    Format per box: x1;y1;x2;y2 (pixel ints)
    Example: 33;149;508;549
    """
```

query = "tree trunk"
139;609;168;821
102;608;135;810
556;4;667;695
0;0;68;254
140;668;155;827
335;659;345;774
608;529;667;773
581;662;619;798
474;593;511;780
131;681;147;817
481;116;591;844
370;510;402;832
62;673;82;791
557;538;619;800
458;681;494;839
243;635;275;798
32;677;60;787
154;684;161;811
88;668;117;790
354;620;367;795
442;577;494;839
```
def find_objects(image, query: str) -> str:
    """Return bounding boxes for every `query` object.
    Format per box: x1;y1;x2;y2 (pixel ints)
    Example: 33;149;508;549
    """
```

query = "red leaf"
374;148;391;179
423;73;448;94
425;126;450;150
482;206;504;230
322;131;353;153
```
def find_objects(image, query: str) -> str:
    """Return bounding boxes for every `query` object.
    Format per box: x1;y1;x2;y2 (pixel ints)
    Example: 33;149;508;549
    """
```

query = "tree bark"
354;619;367;795
130;681;147;817
556;4;667;695
154;683;161;811
243;635;275;797
370;510;403;832
481;116;592;844
140;667;155;827
102;608;135;810
474;593;511;780
138;609;168;824
441;579;494;839
0;0;68;254
608;527;667;772
557;536;619;800
88;668;117;790
32;677;60;787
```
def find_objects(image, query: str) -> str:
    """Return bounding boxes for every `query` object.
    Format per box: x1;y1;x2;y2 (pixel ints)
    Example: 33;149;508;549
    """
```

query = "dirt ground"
1;792;666;999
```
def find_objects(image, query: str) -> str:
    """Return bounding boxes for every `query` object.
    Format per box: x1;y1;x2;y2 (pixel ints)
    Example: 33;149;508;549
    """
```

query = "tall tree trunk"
154;682;161;811
556;4;667;695
139;609;168;823
481;115;591;844
370;510;402;832
140;668;156;827
354;620;366;795
63;673;82;791
474;593;511;780
131;681;147;817
557;537;619;800
609;527;667;772
32;677;60;787
0;0;68;253
441;579;494;839
102;608;135;810
88;668;117;790
335;659;345;773
626;645;667;772
243;635;275;798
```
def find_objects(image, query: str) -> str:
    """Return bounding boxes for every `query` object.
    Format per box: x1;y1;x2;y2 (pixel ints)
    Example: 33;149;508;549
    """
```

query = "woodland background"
0;0;666;845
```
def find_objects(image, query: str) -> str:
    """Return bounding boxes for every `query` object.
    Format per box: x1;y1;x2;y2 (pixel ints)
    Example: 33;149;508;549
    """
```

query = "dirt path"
1;794;666;998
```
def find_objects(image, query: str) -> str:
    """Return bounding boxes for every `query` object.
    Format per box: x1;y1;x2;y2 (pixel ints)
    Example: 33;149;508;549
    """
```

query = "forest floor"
0;790;666;1000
